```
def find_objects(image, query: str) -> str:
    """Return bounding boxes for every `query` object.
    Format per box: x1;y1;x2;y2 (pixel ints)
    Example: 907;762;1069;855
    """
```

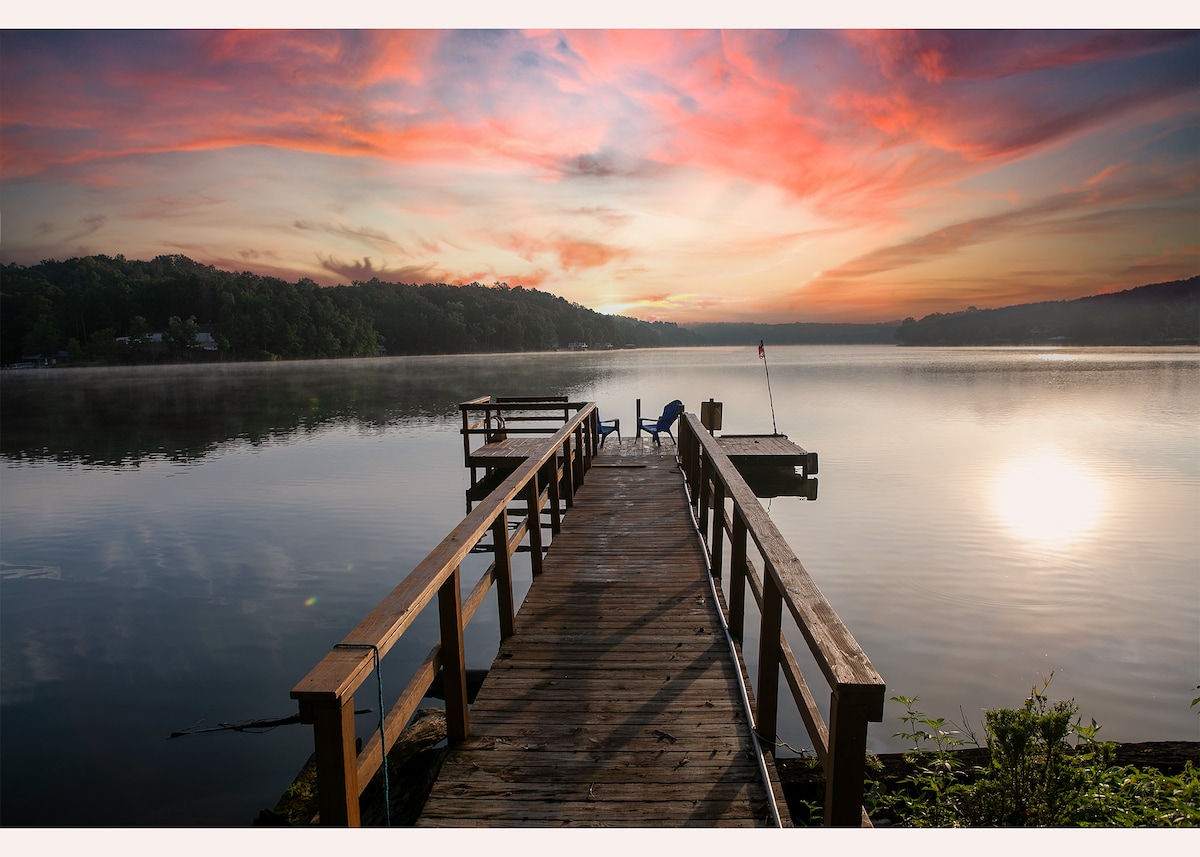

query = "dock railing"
678;412;886;826
459;395;591;487
290;399;600;825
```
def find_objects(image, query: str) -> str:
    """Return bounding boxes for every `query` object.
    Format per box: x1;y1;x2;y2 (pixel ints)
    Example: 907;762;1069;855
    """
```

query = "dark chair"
639;399;684;446
598;416;621;447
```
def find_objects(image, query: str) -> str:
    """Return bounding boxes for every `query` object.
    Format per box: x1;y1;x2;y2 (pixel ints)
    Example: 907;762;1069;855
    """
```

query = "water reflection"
0;355;629;468
1;346;1196;826
990;448;1108;546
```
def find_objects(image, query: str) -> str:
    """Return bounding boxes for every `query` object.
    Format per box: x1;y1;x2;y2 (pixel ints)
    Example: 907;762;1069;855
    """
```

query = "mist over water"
2;346;1197;825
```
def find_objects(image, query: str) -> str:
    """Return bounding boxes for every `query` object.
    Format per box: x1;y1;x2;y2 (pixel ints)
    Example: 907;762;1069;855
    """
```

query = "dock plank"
417;446;785;828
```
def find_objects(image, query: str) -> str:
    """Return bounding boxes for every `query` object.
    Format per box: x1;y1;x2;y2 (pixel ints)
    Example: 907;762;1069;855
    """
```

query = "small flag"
758;340;765;360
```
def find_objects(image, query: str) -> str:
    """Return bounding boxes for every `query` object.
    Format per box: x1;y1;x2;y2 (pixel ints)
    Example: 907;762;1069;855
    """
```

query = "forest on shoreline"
2;254;1196;366
0;254;700;366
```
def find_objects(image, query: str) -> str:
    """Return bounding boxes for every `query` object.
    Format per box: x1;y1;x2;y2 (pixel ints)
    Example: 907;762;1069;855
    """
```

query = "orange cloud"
501;232;631;273
554;239;629;271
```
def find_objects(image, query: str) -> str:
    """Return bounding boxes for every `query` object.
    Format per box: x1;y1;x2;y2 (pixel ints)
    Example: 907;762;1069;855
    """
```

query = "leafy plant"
957;675;1110;825
866;694;974;826
866;676;1198;828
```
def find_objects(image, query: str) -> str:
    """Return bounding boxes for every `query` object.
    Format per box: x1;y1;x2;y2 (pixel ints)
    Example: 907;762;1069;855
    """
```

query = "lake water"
1;346;1197;826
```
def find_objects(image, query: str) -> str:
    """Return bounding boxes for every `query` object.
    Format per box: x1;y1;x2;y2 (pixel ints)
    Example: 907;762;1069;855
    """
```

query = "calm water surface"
2;346;1197;826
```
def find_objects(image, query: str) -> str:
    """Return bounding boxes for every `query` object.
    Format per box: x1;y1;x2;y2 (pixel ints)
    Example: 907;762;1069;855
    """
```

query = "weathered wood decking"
417;443;788;827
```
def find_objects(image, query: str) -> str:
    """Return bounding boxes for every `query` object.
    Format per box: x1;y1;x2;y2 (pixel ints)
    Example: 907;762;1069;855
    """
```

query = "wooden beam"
493;510;515;639
305;696;360;826
438;567;469;742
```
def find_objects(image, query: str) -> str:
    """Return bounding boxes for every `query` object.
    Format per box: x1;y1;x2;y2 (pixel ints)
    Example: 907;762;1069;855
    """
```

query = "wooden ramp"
418;443;788;827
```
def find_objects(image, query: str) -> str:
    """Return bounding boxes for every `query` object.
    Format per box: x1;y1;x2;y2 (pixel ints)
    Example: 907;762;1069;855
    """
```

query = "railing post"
438;566;469;741
303;696;361;826
492;509;515;639
825;688;875;827
560;438;575;507
678;418;692;494
524;475;545;576
710;478;725;579
756;567;784;748
544;459;562;535
462;403;477;487
685;422;701;501
573;423;586;486
729;511;747;641
588;410;599;458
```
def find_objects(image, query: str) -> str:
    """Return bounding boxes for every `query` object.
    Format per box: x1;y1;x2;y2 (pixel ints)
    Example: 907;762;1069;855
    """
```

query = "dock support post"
303;696;361;826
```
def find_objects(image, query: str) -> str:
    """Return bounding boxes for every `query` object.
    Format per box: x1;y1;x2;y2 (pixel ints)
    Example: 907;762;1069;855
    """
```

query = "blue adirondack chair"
598;416;621;447
639;400;684;446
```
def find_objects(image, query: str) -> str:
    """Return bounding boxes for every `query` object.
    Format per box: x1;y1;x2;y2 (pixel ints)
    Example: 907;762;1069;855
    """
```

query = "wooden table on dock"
418;442;788;827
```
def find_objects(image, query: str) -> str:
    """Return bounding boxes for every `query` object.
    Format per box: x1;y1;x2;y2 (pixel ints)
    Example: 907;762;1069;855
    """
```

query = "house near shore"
114;330;219;350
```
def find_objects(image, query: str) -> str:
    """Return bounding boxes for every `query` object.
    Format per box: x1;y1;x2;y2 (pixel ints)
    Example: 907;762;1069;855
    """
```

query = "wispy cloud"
62;213;107;242
294;220;405;253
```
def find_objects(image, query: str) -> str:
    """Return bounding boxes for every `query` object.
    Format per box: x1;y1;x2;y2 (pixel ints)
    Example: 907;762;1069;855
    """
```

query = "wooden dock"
418;446;785;827
717;434;818;475
290;398;884;828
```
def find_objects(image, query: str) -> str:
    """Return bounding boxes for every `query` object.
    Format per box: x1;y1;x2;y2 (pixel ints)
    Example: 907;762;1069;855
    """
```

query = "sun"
990;448;1108;547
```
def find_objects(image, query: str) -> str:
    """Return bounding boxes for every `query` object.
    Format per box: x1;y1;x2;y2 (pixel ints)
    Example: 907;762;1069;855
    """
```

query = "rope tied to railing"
333;642;389;826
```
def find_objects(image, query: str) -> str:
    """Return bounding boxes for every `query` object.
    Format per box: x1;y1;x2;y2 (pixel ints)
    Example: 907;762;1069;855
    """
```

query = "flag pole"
758;340;778;435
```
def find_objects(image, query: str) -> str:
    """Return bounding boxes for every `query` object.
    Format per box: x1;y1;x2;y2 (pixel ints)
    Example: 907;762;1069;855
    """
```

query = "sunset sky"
2;22;1197;323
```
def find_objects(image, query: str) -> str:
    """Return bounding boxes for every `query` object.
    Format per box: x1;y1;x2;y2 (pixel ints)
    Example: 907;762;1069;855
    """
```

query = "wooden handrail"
677;412;886;827
291;401;599;825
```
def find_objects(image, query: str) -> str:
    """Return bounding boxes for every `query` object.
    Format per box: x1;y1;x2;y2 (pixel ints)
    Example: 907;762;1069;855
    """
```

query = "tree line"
0;254;700;365
894;277;1199;346
4;254;1194;365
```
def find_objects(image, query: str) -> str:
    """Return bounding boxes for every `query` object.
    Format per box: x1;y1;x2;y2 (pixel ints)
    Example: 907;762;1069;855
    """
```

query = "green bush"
867;677;1198;827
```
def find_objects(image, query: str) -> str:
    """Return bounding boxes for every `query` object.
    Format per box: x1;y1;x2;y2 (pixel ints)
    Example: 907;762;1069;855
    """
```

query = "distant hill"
894;277;1200;346
681;320;900;346
686;278;1200;348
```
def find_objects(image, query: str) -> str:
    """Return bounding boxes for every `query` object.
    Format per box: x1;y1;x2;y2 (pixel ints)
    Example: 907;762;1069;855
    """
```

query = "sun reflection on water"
990;448;1108;546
